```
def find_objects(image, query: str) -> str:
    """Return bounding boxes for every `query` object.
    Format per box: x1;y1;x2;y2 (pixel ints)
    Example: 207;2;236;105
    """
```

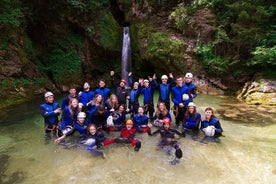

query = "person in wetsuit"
148;117;184;165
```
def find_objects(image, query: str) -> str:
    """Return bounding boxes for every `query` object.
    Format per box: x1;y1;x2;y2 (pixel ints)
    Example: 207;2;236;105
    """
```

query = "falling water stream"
121;27;131;82
0;94;275;184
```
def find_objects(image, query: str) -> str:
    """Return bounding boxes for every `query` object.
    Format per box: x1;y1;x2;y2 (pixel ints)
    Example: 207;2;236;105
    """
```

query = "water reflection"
0;95;275;183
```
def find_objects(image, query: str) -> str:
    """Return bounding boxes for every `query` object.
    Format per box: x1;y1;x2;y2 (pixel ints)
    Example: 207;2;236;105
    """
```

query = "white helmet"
77;112;86;119
161;75;168;80
185;72;193;78
182;94;190;101
205;126;215;136
188;102;196;107
44;92;54;98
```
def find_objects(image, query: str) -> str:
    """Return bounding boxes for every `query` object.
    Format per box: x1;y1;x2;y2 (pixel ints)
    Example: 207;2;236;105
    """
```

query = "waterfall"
121;27;131;83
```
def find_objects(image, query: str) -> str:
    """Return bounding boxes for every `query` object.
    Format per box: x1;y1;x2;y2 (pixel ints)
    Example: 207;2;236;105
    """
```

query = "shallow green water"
0;95;275;184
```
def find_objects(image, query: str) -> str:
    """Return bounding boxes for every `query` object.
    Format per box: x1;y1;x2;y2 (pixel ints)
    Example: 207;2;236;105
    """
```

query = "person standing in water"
40;92;61;138
154;73;175;111
184;72;197;100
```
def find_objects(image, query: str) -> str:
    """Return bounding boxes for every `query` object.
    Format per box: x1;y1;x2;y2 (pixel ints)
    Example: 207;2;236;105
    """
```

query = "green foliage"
187;0;275;77
195;43;228;75
65;0;109;12
170;6;188;32
146;31;185;70
250;46;276;67
0;0;23;28
41;33;83;82
98;12;121;51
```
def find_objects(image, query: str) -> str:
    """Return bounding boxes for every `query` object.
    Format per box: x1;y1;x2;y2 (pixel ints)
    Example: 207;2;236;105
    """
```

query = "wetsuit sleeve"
215;120;223;133
128;76;133;87
183;98;192;106
195;114;201;129
172;129;183;137
40;105;56;118
172;89;180;106
149;129;160;136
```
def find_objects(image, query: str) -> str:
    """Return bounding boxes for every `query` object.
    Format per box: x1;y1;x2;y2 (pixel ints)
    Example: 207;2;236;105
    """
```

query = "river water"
0;95;275;184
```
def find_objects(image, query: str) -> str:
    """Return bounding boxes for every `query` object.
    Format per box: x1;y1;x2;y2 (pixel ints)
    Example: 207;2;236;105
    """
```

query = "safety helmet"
134;82;139;85
44;92;54;98
161;75;168;80
182;94;190;101
185;72;193;78
120;79;127;85
125;119;134;125
77;112;86;119
162;117;171;125
188;102;196;107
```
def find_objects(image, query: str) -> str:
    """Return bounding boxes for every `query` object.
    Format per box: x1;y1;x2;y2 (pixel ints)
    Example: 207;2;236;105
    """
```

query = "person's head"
161;75;168;84
118;104;125;112
133;82;139;89
98;79;106;88
125;119;133;130
158;102;166;111
77;112;86;124
95;94;103;103
187;102;196;114
204;107;214;120
69;98;79;109
120;79;127;87
88;124;97;135
83;82;90;91
44;92;54;103
163;117;171;130
185;72;193;84
176;76;183;87
137;106;144;115
110;94;118;104
144;79;149;87
68;86;77;97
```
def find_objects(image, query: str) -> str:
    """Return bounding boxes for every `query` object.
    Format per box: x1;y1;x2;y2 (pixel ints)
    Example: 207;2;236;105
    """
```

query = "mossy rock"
245;92;276;105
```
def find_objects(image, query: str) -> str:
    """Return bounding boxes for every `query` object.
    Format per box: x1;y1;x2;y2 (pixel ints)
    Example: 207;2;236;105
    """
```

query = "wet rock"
237;79;276;105
194;76;225;95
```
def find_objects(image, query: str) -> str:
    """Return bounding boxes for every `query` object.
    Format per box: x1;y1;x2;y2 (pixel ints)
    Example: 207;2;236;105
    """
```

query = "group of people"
40;71;223;164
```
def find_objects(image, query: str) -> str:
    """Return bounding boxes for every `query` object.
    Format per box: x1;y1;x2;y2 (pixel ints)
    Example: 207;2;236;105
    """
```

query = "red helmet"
162;117;171;125
120;79;127;85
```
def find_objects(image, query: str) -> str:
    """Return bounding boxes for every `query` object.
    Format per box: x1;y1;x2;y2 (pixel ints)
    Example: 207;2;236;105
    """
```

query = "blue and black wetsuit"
184;82;197;100
154;78;175;110
74;120;89;138
95;87;111;103
40;102;60;134
79;90;94;108
133;114;149;133
60;106;79;136
141;82;156;120
183;113;201;137
200;116;223;138
171;84;192;126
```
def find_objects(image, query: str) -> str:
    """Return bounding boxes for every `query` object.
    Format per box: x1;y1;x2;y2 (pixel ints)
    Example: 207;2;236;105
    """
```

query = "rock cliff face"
0;0;274;107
